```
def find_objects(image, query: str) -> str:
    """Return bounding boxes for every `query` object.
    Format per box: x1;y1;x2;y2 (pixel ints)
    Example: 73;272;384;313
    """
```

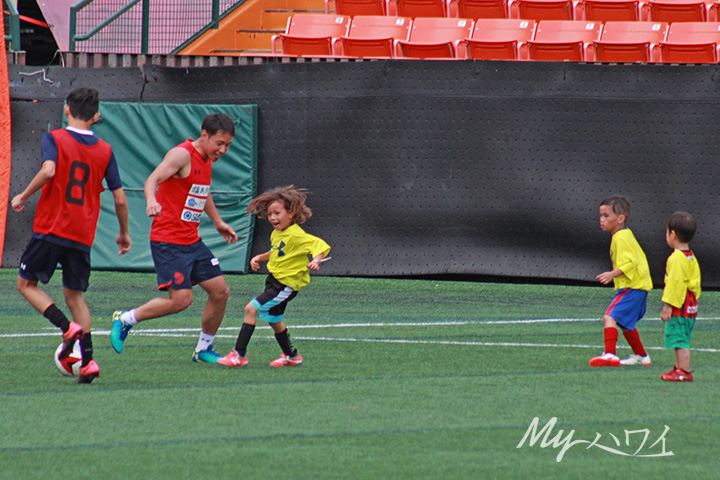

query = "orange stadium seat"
388;0;450;17
528;20;602;60
578;0;643;20
660;22;720;62
326;0;388;15
448;0;511;18
397;17;474;57
594;21;667;62
338;16;412;57
644;0;711;21
464;18;536;58
272;14;351;56
511;0;578;20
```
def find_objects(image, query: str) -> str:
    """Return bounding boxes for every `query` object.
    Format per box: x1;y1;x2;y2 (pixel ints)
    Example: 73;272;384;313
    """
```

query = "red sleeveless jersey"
33;129;112;247
150;140;213;245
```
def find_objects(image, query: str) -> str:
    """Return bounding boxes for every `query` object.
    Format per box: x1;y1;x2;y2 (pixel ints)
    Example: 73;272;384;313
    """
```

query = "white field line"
290;336;720;354
3;318;719;353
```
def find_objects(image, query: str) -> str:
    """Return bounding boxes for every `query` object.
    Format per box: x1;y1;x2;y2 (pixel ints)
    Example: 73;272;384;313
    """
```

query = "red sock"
623;329;647;356
604;327;618;355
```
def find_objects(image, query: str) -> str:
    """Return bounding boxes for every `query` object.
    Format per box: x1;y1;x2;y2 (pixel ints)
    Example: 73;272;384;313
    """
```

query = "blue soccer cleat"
192;345;222;364
110;310;132;354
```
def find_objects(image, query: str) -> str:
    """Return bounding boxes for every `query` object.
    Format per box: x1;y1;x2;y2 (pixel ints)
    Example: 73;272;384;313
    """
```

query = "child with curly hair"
219;185;330;367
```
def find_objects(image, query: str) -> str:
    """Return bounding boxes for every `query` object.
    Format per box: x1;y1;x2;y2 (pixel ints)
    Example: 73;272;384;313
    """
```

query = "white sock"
120;309;138;326
195;332;215;352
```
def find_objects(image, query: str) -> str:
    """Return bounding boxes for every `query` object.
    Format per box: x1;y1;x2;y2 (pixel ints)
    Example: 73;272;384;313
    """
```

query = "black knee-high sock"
234;323;255;357
43;304;70;332
274;328;297;357
79;332;93;366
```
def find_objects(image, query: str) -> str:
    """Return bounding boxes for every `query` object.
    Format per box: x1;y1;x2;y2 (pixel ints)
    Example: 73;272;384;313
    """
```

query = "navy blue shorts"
251;275;298;323
151;240;223;291
18;237;91;292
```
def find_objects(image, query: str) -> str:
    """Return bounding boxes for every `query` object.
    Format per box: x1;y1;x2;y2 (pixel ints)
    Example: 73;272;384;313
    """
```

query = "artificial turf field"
0;269;718;479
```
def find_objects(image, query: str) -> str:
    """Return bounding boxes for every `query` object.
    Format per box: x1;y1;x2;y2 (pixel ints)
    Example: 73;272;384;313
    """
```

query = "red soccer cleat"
270;353;303;367
217;350;249;367
589;352;620;367
58;322;83;360
75;360;100;384
661;366;693;382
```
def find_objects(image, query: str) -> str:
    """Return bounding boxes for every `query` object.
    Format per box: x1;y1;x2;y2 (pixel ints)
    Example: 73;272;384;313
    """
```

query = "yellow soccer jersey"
267;223;331;291
610;228;652;292
662;249;701;309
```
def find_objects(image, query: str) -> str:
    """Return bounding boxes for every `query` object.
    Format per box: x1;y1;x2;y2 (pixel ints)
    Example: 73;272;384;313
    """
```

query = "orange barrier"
0;19;11;268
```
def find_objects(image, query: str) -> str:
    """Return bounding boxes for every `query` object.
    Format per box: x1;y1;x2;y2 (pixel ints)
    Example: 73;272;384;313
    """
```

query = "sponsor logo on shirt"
181;209;203;223
185;196;206;210
189;184;210;197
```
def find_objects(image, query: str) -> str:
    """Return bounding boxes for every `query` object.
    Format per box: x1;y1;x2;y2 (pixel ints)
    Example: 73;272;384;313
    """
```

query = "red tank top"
33;129;112;247
150;139;213;245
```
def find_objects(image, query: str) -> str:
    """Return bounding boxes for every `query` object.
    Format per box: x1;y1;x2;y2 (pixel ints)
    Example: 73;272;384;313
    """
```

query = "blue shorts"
251;275;298;324
18;237;91;292
151;240;223;291
605;288;648;330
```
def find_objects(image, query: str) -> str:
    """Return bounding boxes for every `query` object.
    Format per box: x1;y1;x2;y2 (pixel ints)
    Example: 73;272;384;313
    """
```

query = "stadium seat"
397;17;474;58
511;0;579;20
448;0;511;18
578;0;643;21
660;22;720;62
338;16;412;58
644;0;712;22
272;14;351;56
593;21;667;62
528;20;602;60
388;0;450;17
464;19;536;58
326;0;388;15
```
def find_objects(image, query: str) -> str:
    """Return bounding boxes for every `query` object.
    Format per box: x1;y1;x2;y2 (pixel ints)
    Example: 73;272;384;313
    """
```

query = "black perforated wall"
7;62;720;286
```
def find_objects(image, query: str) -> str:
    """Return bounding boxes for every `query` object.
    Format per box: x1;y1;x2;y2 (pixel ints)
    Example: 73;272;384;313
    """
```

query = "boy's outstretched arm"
307;253;326;271
112;188;132;255
596;268;623;285
205;193;237;244
11;161;55;212
250;251;271;271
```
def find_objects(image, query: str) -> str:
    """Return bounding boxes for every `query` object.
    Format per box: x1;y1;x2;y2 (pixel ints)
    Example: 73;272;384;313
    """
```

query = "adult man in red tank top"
12;87;132;384
111;113;238;364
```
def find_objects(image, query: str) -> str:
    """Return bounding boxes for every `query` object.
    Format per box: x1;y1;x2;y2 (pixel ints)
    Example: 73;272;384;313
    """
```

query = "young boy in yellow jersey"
660;211;700;382
591;196;652;367
219;186;330;367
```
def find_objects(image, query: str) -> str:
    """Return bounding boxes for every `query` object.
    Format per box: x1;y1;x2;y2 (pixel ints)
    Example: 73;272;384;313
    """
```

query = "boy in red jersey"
12;87;132;384
111;113;238;364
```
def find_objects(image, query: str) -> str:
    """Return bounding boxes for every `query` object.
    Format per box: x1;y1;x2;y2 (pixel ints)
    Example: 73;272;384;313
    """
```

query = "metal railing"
69;0;241;55
3;0;20;52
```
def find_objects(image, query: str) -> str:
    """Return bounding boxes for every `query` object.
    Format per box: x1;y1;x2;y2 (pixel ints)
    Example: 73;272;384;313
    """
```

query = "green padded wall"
87;102;257;273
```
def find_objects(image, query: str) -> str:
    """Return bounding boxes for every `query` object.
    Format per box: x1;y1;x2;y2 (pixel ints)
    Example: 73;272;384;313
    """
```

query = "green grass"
0;270;718;479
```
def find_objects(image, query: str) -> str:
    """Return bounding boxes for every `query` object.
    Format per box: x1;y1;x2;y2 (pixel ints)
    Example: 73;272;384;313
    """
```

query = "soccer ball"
54;341;82;376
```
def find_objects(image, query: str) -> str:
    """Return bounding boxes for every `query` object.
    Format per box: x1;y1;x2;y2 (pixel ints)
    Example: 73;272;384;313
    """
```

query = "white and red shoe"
217;350;249;367
269;353;303;367
620;354;652;366
589;352;620;367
